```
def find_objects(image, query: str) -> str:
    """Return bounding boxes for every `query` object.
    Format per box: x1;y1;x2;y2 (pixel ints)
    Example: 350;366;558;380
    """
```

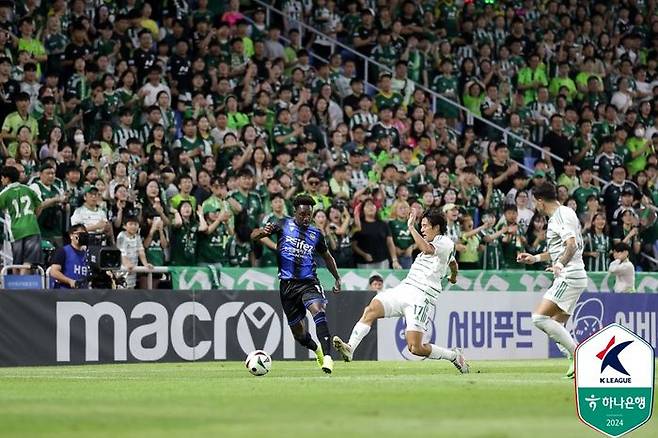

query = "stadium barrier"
169;267;658;293
0;289;655;366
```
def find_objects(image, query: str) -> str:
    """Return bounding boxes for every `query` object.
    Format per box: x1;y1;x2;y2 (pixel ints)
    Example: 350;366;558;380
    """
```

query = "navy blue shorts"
279;279;327;326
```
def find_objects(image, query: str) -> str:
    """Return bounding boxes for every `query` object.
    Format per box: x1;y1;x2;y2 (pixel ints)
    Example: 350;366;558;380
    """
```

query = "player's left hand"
407;209;417;230
449;273;457;284
332;278;341;294
392;260;402;269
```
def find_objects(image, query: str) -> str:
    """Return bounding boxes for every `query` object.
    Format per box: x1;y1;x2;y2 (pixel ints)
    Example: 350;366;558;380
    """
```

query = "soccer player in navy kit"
251;195;342;373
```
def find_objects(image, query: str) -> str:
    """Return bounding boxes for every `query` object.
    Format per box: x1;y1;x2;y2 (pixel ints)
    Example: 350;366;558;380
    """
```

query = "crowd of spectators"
0;0;657;288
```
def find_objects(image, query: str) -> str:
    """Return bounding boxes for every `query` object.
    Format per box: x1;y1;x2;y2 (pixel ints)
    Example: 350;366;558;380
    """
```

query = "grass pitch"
0;359;655;438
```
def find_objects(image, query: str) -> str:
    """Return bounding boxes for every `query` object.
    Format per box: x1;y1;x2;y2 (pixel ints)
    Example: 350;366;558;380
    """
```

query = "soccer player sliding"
333;207;470;373
516;182;588;379
251;195;341;374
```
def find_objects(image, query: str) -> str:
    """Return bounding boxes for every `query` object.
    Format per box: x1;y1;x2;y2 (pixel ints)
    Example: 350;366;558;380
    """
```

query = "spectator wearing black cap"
70;185;111;239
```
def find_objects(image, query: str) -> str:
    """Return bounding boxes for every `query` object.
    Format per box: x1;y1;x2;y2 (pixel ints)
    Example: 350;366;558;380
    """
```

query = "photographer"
49;224;90;289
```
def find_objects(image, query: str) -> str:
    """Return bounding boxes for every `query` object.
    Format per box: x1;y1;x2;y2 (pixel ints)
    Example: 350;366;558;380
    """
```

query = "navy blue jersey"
273;218;328;280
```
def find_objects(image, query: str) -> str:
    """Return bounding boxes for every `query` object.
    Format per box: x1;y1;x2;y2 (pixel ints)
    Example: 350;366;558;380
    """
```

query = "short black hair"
69;223;87;235
1;165;19;182
613;242;630;252
533;182;558;201
421;207;446;233
237;168;253;178
123;215;140;225
369;274;384;285
293;194;315;209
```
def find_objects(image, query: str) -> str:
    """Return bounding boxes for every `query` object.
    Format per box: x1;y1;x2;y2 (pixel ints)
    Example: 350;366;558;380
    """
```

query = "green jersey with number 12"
0;182;41;241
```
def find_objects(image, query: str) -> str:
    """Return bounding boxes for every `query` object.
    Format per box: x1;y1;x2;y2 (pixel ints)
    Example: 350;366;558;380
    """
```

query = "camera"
81;233;123;288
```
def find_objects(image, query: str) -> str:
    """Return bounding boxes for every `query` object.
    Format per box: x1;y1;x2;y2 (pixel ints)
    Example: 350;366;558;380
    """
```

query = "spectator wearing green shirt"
432;58;460;121
556;160;579;193
170;174;197;211
572;168;600;215
388;201;414;269
1;92;38;152
373;73;403;113
626;128;653;176
15;17;47;78
198;203;233;267
230;168;263;231
0;166;43;271
456;214;483;270
170;200;207;266
516;54;548;105
549;62;577;102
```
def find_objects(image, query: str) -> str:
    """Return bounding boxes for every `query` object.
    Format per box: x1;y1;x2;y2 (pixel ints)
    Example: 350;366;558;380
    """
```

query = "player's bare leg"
333;298;385;362
405;330;469;374
307;301;333;374
532;299;577;378
290;320;324;369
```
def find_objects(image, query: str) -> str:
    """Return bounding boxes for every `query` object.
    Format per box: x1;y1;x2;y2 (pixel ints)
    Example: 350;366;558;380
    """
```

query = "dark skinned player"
251;194;341;373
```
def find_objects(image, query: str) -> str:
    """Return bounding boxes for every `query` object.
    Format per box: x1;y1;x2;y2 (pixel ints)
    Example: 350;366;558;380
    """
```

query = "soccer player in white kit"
333;207;470;373
517;182;588;378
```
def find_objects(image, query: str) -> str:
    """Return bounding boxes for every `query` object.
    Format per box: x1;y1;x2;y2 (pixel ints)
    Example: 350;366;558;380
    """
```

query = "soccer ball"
245;350;272;376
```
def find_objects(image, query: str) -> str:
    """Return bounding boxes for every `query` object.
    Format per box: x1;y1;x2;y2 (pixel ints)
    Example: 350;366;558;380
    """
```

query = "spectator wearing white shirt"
70;186;112;239
116;215;152;289
609;242;636;292
139;66;171;108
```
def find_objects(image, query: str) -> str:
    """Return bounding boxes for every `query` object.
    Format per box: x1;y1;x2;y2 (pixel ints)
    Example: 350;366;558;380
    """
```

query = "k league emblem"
575;323;655;437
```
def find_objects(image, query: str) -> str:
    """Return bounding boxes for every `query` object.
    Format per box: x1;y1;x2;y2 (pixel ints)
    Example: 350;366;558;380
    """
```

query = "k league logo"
597;336;633;379
575;323;655;438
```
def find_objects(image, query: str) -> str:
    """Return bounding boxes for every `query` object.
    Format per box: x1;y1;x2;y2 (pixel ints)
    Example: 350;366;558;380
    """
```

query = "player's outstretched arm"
407;210;435;255
517;251;550;264
250;223;276;241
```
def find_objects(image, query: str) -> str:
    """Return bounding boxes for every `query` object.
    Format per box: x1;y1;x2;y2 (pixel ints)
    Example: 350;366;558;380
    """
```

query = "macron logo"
597;336;633;376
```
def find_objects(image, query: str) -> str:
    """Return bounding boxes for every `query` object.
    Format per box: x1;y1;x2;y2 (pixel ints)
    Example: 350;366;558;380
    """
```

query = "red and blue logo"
596;336;633;376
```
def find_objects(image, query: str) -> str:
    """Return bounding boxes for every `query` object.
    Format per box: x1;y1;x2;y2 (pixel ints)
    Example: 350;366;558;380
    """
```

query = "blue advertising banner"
550;292;658;358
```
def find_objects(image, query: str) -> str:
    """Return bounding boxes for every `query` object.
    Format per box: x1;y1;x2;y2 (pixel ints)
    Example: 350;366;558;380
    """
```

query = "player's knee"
407;342;422;356
532;313;550;327
362;305;376;321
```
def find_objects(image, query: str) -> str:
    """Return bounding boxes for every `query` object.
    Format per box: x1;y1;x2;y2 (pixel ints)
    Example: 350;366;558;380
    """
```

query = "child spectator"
116;215;152;289
609;242;635;292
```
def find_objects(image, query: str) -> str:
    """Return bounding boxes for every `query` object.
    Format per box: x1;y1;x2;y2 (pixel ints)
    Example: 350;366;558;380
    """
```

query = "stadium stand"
0;0;657;289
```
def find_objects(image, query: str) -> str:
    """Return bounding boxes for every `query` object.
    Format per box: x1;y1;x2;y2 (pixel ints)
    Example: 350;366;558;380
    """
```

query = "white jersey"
546;206;587;282
402;235;455;301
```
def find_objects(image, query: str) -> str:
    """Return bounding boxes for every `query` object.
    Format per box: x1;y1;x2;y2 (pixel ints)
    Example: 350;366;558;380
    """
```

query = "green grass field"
0;360;655;438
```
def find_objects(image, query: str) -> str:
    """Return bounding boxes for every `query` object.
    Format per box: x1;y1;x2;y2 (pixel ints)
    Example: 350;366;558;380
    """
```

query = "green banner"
168;267;658;293
577;388;653;437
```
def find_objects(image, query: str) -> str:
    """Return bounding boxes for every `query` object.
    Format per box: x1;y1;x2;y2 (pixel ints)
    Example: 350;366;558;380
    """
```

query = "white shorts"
543;277;587;315
373;283;435;332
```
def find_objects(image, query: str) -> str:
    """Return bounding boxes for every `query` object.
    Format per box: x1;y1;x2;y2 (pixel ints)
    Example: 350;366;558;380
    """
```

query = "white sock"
428;344;457;361
347;322;371;352
555;343;570;358
532;314;576;358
